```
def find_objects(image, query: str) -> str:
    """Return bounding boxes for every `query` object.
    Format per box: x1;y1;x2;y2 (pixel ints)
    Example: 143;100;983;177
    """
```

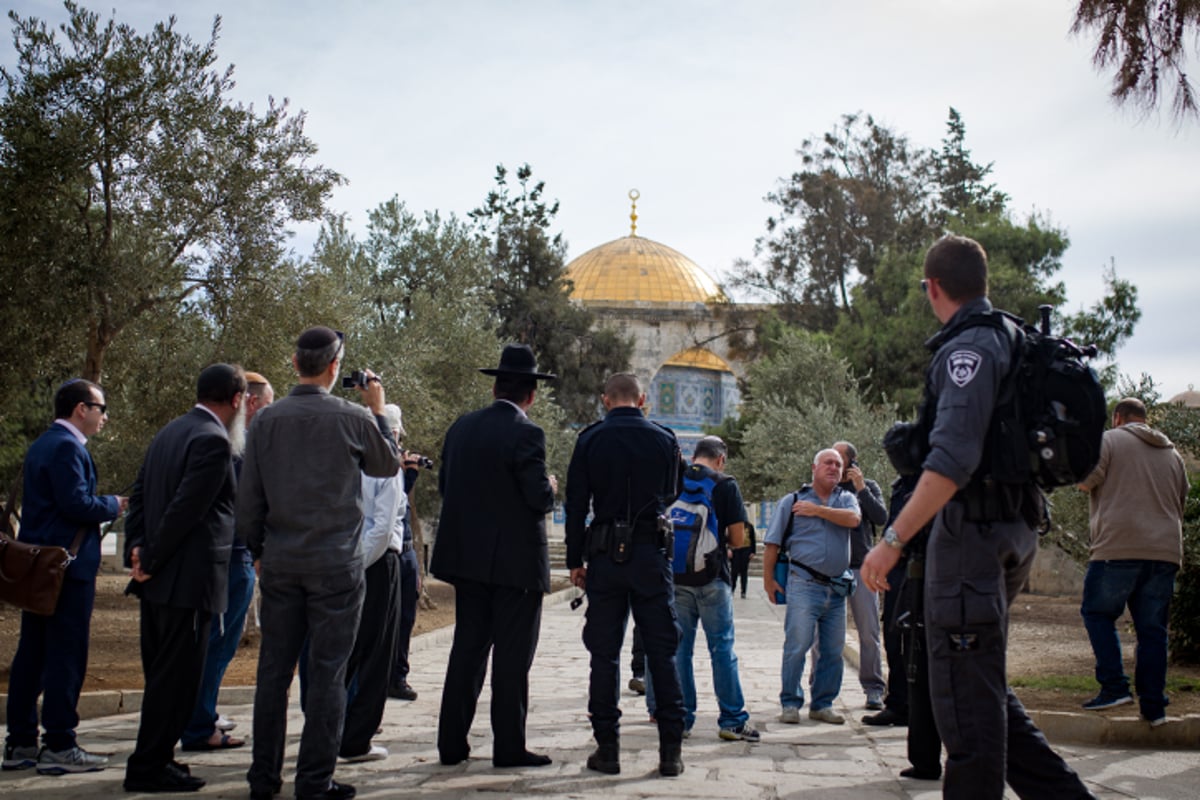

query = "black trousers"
126;601;211;780
341;551;400;757
583;543;684;745
730;548;752;596
880;559;909;715
437;579;543;764
390;548;420;684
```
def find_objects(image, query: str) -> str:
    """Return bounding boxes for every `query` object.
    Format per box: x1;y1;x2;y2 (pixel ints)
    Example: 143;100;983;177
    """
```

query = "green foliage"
730;328;897;502
732;113;937;331
1042;487;1093;566
1071;0;1200;120
471;163;632;424
743;109;1144;415
1170;477;1200;664
0;2;339;490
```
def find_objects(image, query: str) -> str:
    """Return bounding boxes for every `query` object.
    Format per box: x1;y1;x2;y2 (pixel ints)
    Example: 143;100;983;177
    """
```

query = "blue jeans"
646;580;749;731
1081;559;1178;719
182;554;256;746
781;572;845;710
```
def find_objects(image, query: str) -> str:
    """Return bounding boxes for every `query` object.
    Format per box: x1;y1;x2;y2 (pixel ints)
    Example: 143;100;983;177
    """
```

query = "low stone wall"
1027;542;1085;597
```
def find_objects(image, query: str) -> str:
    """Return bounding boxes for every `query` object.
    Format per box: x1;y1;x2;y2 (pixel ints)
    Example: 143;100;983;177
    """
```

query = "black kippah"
296;326;339;350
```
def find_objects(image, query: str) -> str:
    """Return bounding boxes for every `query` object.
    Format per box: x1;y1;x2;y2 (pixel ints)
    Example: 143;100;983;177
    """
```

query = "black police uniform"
921;296;1093;799
565;406;685;750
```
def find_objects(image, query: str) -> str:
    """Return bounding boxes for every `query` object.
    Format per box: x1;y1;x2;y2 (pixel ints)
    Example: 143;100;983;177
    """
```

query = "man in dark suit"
122;364;247;793
431;344;558;769
4;379;126;774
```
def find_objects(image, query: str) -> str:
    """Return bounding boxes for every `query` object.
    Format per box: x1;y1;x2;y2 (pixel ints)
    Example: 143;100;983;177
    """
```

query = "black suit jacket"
124;407;236;613
431;400;554;593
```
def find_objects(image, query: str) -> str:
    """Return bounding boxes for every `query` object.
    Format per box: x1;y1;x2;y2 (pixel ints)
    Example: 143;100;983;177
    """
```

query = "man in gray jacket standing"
1078;397;1188;726
239;327;400;800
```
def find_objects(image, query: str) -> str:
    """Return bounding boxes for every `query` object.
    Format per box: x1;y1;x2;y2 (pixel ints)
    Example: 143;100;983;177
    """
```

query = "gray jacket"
237;384;400;575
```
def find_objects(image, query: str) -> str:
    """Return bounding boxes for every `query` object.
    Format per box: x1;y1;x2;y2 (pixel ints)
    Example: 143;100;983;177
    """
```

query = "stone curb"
0;584;580;726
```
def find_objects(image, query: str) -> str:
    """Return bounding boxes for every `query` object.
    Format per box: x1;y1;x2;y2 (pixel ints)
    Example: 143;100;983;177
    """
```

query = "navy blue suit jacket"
19;423;121;582
124;408;236;613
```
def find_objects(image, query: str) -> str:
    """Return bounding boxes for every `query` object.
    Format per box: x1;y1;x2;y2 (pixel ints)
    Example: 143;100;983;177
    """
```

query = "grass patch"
1011;674;1200;693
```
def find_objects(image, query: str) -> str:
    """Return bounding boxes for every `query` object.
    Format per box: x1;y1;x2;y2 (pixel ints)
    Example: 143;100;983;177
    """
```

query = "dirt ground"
2;579;1197;717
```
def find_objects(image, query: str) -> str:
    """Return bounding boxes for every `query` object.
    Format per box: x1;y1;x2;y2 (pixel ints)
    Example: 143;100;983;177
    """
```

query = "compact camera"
341;370;370;389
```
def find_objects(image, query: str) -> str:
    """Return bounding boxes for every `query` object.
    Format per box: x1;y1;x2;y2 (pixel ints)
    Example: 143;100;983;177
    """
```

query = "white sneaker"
808;707;846;725
1148;716;1168;728
778;707;801;724
36;746;108;774
215;715;237;732
341;744;388;763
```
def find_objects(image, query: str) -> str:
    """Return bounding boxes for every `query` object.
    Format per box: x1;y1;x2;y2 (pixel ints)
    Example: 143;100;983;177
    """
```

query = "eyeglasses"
82;401;108;414
919;279;929;294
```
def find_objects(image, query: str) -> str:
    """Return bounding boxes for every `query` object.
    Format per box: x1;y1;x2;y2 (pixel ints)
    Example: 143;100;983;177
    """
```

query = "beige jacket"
1079;422;1188;565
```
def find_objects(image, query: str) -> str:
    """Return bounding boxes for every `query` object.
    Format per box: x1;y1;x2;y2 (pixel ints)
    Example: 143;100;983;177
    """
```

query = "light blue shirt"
764;484;859;578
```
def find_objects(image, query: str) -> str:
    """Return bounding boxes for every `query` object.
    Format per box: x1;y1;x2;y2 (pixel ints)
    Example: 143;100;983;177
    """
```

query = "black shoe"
439;749;470;766
658;743;684;777
900;766;941;780
388;681;418;701
494;750;552;768
586;743;620;775
297;781;355;800
862;707;908;727
249;782;280;800
123;766;206;792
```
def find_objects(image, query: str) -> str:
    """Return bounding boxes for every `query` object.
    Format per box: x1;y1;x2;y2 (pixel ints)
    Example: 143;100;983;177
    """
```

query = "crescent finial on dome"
628;188;640;237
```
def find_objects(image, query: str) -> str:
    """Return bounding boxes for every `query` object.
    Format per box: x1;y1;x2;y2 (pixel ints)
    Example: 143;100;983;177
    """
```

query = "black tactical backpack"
956;305;1107;490
885;305;1107;492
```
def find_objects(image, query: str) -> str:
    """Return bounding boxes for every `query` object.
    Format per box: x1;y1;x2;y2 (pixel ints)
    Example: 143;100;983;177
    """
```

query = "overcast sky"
9;1;1199;399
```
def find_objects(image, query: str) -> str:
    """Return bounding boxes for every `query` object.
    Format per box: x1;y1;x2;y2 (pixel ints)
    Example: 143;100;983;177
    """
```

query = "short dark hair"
54;379;102;420
197;364;247;405
495;375;536;405
693;436;727;461
295;327;343;377
1113;397;1147;421
603;373;641;403
924;234;988;301
833;440;857;463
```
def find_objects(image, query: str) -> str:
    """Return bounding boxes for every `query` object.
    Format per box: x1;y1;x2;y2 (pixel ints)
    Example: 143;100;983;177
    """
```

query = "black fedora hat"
479;344;556;380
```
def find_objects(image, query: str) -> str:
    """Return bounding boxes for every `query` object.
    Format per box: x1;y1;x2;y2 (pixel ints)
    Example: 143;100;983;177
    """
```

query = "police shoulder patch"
947;349;982;388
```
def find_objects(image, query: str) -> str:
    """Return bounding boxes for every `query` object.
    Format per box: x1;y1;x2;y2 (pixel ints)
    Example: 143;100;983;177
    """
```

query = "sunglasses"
83;401;108;414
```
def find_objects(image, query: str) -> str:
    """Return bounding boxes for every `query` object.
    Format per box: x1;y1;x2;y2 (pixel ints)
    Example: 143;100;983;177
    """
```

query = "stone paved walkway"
3;582;1198;799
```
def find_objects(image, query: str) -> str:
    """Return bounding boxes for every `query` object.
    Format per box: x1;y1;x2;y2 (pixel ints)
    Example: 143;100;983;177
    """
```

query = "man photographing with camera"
239;326;400;800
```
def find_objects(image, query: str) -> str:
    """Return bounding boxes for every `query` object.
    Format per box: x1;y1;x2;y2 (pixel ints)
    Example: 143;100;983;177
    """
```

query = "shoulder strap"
67;526;87;556
2;464;22;538
780;491;799;548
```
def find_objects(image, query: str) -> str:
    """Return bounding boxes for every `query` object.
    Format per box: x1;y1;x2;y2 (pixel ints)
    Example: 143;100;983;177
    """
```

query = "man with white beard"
180;371;274;752
123;363;247;792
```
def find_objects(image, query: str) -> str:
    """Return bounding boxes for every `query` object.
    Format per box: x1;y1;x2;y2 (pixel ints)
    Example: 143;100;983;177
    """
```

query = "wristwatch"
882;526;905;551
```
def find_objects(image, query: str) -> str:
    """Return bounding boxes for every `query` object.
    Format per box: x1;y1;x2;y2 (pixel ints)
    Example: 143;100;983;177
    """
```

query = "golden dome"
567;235;726;306
663;347;732;373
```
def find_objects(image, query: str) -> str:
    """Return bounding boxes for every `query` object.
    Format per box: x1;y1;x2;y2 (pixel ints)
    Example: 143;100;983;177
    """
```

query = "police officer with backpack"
861;235;1096;800
645;436;759;743
565;373;686;777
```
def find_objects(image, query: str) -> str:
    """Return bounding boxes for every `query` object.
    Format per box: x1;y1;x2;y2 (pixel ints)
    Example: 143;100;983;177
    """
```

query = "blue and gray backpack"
667;471;728;584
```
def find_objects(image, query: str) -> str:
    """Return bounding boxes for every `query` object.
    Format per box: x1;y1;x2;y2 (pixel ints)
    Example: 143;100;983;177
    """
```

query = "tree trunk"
409;493;438;611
